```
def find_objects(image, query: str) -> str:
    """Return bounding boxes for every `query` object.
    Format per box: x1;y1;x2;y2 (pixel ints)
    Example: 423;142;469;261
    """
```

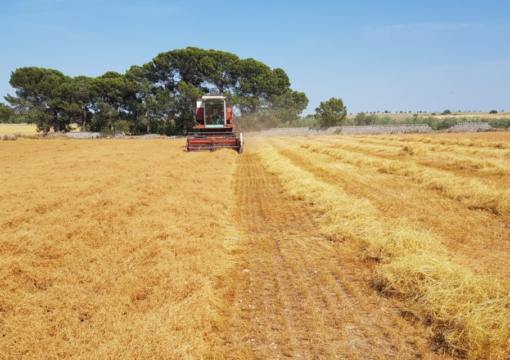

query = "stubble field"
1;133;509;359
0;124;39;135
345;111;510;121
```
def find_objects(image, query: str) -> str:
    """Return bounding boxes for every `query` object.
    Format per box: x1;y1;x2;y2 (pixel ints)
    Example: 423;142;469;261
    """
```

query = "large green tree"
0;102;14;123
8;67;73;131
315;97;347;126
126;65;176;134
6;48;308;134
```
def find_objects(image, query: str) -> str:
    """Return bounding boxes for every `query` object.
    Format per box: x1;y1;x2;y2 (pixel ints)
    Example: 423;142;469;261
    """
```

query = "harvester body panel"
187;94;243;153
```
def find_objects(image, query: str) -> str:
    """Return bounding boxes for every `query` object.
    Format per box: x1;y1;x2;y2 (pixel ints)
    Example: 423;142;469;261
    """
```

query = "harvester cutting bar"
187;132;243;153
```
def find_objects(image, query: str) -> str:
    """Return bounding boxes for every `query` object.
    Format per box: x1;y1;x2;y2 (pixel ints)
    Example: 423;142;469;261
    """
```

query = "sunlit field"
0;140;237;358
0;124;38;135
1;132;509;359
0;124;83;135
346;111;510;121
258;132;510;359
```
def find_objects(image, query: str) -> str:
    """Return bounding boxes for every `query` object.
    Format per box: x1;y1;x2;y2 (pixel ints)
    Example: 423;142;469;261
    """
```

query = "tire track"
225;151;450;359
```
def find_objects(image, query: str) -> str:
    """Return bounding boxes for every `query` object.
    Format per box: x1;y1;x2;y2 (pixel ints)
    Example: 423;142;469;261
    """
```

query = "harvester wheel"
238;146;243;154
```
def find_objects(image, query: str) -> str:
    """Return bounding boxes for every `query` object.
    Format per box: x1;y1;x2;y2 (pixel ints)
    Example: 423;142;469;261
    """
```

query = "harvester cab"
186;94;243;153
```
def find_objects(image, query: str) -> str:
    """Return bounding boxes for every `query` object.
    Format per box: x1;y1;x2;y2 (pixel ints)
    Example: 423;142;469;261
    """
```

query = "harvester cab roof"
186;94;243;153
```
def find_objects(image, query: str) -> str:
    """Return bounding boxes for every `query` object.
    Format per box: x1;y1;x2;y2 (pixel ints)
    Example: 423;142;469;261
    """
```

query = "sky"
0;0;509;115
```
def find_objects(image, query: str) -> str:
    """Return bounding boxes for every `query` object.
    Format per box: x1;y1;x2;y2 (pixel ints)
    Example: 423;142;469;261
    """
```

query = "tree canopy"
315;97;347;126
4;47;309;134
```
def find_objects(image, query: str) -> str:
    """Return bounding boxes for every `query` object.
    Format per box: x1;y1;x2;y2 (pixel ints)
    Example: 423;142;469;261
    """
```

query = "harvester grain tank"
186;94;243;153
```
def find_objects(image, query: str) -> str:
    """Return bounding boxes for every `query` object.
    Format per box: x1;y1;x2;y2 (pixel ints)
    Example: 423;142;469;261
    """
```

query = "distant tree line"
347;112;510;130
0;47;309;134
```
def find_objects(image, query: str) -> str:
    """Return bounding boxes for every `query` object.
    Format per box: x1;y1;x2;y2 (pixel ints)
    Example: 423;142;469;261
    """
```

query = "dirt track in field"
224;152;450;359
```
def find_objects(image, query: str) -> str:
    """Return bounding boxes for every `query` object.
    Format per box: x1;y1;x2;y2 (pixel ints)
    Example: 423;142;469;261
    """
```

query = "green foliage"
91;102;119;135
0;102;15;123
315;97;347;126
442;109;452;115
353;112;380;126
489;110;498;114
174;82;204;134
280;115;319;128
5;47;307;134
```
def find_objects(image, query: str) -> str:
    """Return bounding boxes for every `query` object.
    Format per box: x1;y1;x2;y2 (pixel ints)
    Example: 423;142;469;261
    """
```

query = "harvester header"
186;94;243;153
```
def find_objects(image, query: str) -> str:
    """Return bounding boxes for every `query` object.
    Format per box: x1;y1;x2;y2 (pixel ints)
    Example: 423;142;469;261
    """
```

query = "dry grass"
0;123;83;135
355;136;510;161
300;141;510;216
379;134;510;150
322;137;510;177
258;137;510;359
346;112;510;121
0;124;38;135
2;132;510;359
0;139;237;359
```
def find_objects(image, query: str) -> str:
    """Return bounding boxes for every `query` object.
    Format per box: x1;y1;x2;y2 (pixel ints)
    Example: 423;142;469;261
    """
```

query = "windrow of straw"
374;135;510;150
300;143;510;216
353;136;510;162
258;144;510;359
315;137;510;176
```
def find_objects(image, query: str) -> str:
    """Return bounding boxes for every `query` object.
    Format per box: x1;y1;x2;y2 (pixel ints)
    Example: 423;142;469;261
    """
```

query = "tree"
91;102;120;135
315;97;347;126
126;65;175;134
6;48;306;134
267;90;309;125
234;59;291;114
8;67;73;131
442;109;451;115
489;110;498;114
0;102;14;123
173;82;204;134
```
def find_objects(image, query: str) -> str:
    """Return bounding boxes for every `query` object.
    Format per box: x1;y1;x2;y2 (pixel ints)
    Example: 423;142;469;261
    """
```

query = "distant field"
346;111;510;121
0;124;38;135
0;124;83;135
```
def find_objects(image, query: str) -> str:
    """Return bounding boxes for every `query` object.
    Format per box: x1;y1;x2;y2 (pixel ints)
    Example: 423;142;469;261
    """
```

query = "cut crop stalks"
310;136;510;177
353;137;510;166
299;142;510;216
375;135;510;150
258;144;510;359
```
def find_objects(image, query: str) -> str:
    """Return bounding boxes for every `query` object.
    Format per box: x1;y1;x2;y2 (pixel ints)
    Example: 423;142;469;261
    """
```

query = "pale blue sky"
1;0;509;114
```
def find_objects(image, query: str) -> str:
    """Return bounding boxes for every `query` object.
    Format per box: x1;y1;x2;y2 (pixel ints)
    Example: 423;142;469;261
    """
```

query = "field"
346;111;510;121
1;133;510;359
0;124;82;135
0;124;39;135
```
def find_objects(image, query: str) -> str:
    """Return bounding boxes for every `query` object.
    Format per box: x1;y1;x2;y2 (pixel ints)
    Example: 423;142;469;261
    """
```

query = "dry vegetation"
346;111;510;121
257;133;510;359
1;132;510;359
0;124;83;135
0;124;38;135
0;139;238;358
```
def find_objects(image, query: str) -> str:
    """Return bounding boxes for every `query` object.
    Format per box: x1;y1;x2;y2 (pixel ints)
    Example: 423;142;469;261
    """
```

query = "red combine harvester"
186;94;243;153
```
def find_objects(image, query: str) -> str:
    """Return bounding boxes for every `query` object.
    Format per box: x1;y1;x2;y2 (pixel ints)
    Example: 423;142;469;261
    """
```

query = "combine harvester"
186;93;243;153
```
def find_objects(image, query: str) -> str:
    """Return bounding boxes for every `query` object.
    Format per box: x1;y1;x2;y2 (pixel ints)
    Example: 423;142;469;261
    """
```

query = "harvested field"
1;132;509;359
0;124;38;135
345;112;510;122
0;140;238;358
